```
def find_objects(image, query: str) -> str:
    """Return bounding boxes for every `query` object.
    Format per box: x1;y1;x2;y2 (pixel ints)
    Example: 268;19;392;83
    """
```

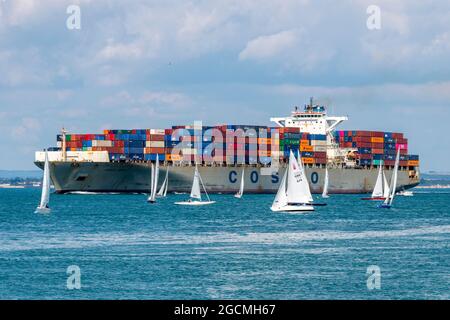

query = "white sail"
383;148;400;206
372;165;384;198
271;167;288;209
39;150;51;208
322;167;329;198
147;155;159;202
190;165;202;200
287;151;313;204
388;148;401;205
382;170;390;199
297;151;313;202
235;168;245;198
157;167;169;197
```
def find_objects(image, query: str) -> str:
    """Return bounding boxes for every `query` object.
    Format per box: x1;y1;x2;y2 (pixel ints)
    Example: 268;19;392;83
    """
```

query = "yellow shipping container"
371;137;384;143
300;145;314;152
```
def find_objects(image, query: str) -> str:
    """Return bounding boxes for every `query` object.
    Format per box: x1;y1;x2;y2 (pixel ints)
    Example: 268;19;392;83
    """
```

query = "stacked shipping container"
56;127;419;168
334;130;419;167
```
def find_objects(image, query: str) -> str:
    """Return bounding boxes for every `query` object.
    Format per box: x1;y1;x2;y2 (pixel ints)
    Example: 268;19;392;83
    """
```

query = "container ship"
34;99;420;194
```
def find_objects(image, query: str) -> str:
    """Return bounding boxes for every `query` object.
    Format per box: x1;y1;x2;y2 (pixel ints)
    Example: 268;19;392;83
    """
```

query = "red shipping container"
315;158;327;164
371;143;384;149
371;131;384;137
355;130;372;137
150;134;165;141
359;154;372;160
314;152;327;159
392;133;403;139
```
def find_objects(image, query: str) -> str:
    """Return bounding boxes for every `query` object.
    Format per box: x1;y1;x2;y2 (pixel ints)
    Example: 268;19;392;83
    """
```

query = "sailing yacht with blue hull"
379;148;401;209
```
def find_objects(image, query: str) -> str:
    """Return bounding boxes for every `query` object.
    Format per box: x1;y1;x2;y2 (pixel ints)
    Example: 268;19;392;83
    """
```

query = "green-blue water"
0;188;448;299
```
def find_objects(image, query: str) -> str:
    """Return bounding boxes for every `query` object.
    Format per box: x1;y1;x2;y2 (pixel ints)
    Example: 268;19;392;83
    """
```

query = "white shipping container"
311;140;327;146
92;140;113;147
313;146;327;152
35;151;110;163
150;129;165;135
145;141;165;148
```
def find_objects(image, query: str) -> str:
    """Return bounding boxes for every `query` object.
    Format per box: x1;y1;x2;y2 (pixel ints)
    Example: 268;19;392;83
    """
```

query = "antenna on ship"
61;127;67;162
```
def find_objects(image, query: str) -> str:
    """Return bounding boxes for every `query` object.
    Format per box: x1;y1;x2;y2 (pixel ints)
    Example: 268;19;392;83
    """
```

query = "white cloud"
11;117;42;142
239;29;299;61
97;41;144;61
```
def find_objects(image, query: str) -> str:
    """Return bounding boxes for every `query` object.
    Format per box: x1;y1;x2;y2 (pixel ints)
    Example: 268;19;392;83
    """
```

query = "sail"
388;148;401;205
287;151;313;204
272;167;288;208
190;166;202;200
148;163;156;202
157;167;169;197
296;150;313;202
383;148;400;206
382;170;390;198
371;165;384;198
322;168;329;198
237;169;245;197
39;150;50;208
163;168;169;197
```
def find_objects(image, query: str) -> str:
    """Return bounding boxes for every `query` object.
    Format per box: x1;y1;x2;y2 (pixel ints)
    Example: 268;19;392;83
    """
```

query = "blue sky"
0;0;449;171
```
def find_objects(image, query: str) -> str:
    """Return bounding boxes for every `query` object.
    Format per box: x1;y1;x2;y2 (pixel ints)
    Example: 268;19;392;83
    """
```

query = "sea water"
0;189;448;299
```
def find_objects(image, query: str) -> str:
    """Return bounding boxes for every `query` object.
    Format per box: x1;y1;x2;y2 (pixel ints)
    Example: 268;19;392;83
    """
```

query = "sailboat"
147;155;160;203
157;167;169;197
322;167;330;198
271;150;314;212
35;150;51;214
175;165;215;205
362;162;390;200
379;148;401;209
234;168;244;199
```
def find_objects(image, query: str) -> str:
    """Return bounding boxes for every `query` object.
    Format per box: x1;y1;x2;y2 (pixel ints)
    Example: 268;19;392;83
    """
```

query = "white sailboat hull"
175;201;216;206
234;194;242;199
271;204;314;213
35;206;51;214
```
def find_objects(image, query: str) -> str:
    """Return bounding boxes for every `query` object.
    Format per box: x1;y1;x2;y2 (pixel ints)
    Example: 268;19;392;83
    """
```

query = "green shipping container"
373;159;383;165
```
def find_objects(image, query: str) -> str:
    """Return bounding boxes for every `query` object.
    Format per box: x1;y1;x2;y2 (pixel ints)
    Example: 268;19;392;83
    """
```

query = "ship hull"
35;162;420;194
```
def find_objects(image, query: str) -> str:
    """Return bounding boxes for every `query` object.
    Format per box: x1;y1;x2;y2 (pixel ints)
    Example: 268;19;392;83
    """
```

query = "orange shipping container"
259;150;271;157
166;154;182;161
372;149;384;154
407;160;419;166
371;137;384;143
302;157;314;164
258;138;272;144
300;145;314;152
300;140;310;146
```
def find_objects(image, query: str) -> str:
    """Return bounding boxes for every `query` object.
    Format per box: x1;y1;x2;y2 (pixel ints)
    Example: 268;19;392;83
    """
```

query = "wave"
0;225;449;252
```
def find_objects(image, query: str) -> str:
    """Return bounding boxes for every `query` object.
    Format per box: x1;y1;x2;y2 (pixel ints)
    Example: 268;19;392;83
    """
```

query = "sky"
0;0;449;171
